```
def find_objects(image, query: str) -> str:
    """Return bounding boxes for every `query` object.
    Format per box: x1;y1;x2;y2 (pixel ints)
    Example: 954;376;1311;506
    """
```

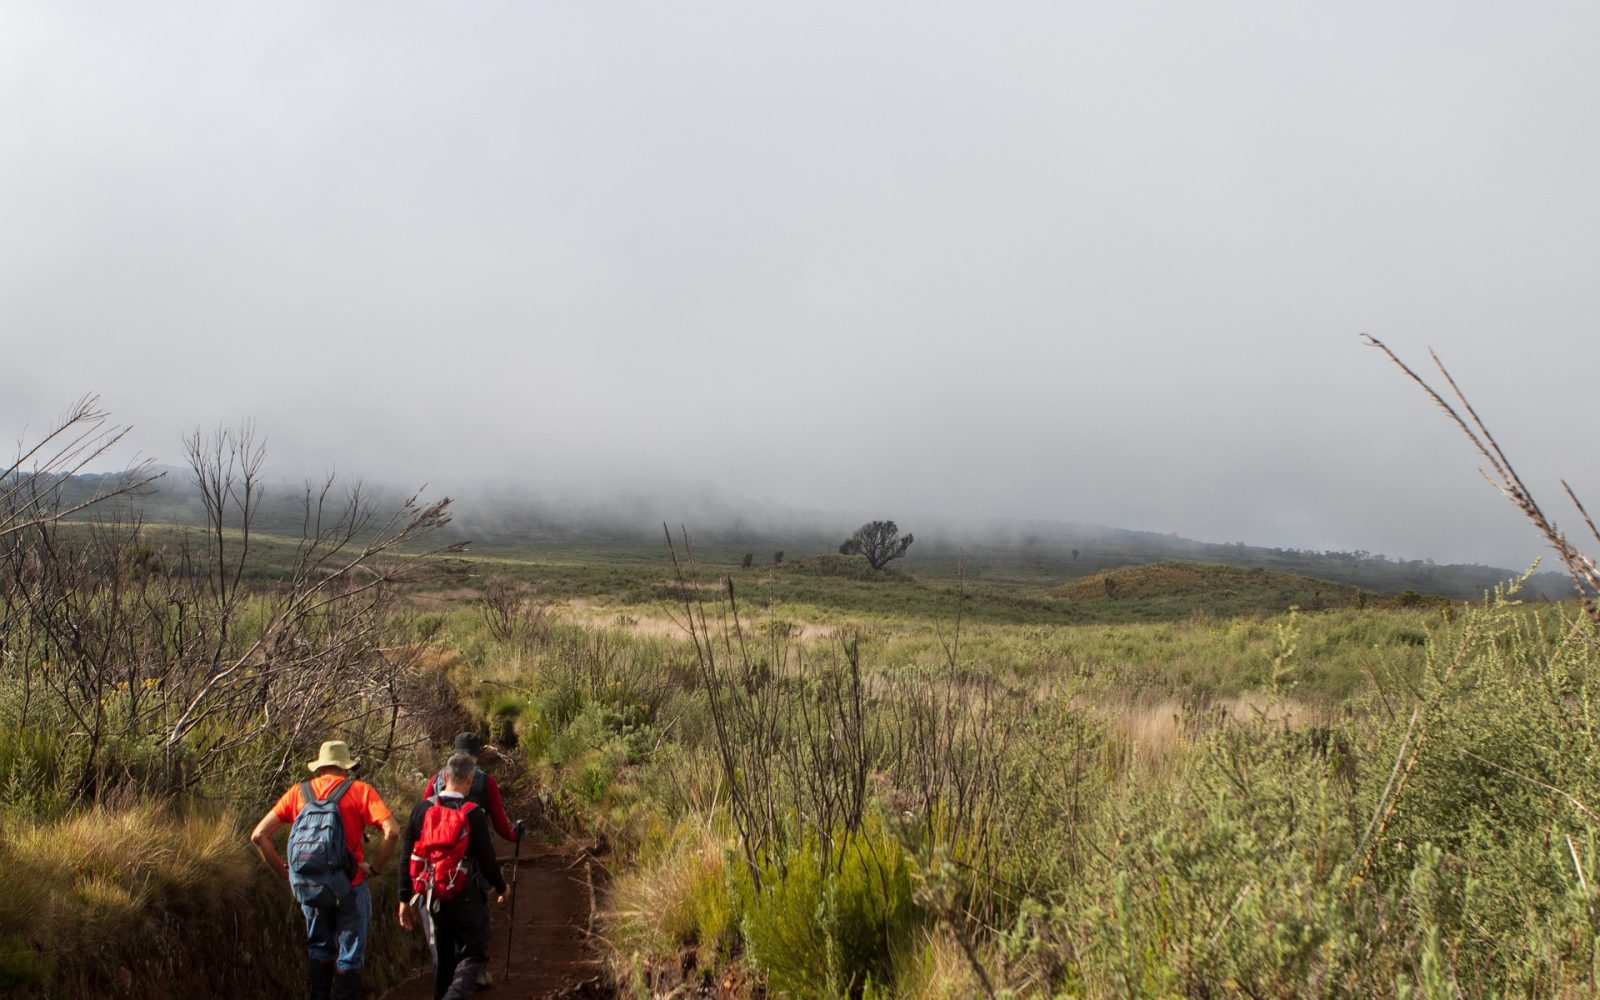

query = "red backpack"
409;798;478;908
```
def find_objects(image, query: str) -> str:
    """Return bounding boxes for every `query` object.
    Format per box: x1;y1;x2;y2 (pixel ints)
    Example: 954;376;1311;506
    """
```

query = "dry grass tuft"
892;926;989;999
605;815;736;984
1094;695;1317;774
0;804;257;987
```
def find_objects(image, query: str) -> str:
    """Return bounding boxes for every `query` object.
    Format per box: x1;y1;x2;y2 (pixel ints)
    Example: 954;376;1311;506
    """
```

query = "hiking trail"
379;842;607;1000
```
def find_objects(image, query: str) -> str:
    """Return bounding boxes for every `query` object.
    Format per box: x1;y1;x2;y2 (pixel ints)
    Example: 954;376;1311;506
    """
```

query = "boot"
308;958;336;1000
441;956;484;1000
331;967;363;1000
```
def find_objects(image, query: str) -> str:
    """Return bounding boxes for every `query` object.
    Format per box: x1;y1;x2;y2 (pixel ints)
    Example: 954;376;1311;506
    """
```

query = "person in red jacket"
421;732;520;988
422;732;519;843
399;752;507;1000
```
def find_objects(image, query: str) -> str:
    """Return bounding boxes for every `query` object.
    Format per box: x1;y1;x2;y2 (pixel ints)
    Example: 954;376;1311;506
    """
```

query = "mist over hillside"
51;468;1570;602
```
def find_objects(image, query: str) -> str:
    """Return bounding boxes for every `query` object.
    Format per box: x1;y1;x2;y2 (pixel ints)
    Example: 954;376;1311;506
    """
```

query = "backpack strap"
299;781;314;803
323;777;355;804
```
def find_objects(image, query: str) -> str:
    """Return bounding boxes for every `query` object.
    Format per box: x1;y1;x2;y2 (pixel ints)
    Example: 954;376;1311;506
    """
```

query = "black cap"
453;732;484;755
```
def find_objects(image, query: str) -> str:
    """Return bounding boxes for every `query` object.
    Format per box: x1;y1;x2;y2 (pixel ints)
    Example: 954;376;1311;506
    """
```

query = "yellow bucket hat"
307;740;360;772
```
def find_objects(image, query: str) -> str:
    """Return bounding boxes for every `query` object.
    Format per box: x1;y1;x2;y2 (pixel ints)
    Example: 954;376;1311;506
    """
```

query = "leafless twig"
1365;335;1600;622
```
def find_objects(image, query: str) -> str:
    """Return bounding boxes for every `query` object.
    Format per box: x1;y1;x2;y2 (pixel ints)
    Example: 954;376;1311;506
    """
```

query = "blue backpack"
287;778;355;908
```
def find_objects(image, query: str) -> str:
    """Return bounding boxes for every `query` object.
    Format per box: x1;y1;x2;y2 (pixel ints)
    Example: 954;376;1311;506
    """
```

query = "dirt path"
380;843;608;1000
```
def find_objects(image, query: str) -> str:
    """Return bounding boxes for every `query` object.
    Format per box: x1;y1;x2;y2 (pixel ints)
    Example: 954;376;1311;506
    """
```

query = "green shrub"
576;747;619;803
487;691;526;747
0;726;60;785
538;681;587;736
0;932;51;990
412;611;447;641
739;818;918;999
0;727;68;819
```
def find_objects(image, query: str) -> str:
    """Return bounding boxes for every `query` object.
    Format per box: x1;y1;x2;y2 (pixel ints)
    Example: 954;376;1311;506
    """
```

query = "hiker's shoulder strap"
324;777;355;804
298;781;315;804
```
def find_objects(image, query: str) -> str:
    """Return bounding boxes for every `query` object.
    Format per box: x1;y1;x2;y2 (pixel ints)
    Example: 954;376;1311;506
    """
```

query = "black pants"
430;891;491;1000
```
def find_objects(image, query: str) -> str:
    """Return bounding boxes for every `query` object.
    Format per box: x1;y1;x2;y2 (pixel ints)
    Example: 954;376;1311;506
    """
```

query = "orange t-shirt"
272;774;392;885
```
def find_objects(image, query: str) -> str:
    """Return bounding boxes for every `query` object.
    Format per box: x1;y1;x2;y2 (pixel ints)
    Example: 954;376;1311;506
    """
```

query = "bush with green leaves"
737;817;919;999
948;587;1600;997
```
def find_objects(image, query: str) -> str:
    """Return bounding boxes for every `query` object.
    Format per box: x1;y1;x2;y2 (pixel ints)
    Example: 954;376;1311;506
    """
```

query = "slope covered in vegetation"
53;469;1571;601
1049;560;1366;616
11;383;1600;998
436;564;1599;998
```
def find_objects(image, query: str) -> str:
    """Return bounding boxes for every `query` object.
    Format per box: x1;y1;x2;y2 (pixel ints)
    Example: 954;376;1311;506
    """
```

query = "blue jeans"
302;882;372;972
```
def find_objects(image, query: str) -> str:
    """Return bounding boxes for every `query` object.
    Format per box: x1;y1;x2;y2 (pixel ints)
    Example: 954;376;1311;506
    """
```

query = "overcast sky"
5;2;1598;568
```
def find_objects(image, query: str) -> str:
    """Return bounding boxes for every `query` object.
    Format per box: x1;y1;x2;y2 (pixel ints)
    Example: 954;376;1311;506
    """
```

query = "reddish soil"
380;843;608;1000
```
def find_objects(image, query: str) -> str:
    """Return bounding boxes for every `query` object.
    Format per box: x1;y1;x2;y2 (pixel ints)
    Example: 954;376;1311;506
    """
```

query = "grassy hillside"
53;471;1569;600
429;559;1596;997
46;523;1409;628
440;551;1409;628
1049;560;1367;618
16;473;1600;998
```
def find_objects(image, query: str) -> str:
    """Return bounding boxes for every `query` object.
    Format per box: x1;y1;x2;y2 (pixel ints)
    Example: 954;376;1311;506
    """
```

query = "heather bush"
737;817;918;999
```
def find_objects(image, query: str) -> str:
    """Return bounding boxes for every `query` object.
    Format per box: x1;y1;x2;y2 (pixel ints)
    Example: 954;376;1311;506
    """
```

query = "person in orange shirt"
251;740;401;1000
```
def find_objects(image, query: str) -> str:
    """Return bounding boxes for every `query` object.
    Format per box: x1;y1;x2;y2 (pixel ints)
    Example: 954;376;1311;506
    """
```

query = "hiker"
250;739;400;1000
398;751;508;1000
421;731;520;987
422;731;520;843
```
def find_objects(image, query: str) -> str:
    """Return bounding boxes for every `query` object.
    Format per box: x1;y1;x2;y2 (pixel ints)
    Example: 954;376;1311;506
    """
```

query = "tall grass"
310;547;1594;997
468;567;1596;997
0;799;427;997
0;806;259;992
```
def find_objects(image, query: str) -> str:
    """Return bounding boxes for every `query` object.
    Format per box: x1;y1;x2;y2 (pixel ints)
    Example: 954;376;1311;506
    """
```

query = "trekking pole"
503;819;526;981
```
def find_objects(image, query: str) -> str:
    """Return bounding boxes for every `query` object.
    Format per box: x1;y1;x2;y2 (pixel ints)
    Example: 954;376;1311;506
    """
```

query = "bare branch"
1;395;162;539
1366;335;1600;622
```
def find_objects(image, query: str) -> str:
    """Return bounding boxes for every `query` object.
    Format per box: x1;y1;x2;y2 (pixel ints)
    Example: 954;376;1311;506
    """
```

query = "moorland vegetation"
2;341;1598;998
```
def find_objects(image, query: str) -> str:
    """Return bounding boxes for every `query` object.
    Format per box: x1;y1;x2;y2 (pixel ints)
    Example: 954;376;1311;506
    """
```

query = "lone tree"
839;520;914;570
